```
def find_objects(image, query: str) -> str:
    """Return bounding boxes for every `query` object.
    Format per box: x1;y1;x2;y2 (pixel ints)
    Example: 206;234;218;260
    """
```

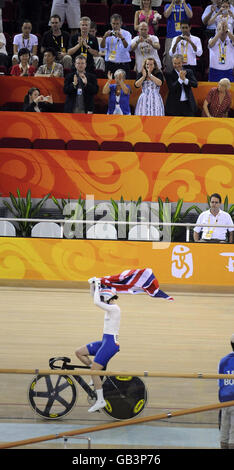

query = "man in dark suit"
64;54;98;113
165;53;198;116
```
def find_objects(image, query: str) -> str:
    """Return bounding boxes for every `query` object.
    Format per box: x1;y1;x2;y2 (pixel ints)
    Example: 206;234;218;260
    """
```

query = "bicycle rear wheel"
28;374;77;420
102;376;147;420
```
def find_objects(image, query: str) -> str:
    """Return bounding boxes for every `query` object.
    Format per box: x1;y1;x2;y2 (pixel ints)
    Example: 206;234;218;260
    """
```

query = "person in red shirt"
10;48;36;76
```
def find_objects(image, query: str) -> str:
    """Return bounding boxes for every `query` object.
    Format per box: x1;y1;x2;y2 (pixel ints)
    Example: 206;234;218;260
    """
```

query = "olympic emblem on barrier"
171;245;193;279
220;253;234;273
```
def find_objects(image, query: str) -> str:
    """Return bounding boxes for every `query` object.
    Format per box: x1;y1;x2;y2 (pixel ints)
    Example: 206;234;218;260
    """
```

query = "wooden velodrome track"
0;282;233;448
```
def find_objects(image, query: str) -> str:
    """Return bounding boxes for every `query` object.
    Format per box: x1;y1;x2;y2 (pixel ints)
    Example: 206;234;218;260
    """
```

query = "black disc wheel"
28;374;77;420
102;376;147;420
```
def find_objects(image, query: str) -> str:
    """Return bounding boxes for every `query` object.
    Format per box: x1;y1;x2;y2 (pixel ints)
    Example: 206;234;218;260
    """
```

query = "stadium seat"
100;141;133;151
32;139;66;149
201;144;234;155
167;143;201;153
128;224;160;241
134;142;167;153
110;4;134;27
81;3;109;26
0;137;32;148
31;222;63;238
86;223;117;240
66;140;100;150
0;221;16;236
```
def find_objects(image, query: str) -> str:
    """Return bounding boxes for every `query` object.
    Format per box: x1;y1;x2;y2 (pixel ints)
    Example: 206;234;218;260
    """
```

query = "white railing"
0;217;234;242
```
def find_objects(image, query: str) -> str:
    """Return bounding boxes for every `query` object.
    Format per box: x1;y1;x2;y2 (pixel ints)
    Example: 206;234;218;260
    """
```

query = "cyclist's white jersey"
91;284;121;337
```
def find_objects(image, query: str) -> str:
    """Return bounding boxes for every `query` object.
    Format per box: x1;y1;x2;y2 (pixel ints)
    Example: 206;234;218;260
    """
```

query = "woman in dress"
134;0;161;35
202;78;231;117
11;48;36;76
134;57;164;116
103;69;131;115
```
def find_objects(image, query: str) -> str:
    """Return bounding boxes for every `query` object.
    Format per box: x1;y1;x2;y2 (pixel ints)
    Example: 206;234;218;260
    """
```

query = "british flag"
100;268;174;300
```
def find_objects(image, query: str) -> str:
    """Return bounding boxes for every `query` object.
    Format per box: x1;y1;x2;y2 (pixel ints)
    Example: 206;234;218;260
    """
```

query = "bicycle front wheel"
28;374;77;420
102;375;147;420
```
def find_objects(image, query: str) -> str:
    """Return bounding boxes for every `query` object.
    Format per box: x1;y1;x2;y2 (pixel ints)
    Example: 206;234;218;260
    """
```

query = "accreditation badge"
109;50;116;61
175;22;181;31
203;231;213;240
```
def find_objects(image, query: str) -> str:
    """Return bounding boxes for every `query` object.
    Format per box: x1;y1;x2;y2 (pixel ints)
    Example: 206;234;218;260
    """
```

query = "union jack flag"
100;268;174;300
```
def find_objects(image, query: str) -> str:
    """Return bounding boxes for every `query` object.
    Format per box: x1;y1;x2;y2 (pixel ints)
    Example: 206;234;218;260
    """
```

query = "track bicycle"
28;356;148;421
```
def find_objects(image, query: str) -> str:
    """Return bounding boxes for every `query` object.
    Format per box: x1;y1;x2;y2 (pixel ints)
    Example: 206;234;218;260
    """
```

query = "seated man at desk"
193;193;234;243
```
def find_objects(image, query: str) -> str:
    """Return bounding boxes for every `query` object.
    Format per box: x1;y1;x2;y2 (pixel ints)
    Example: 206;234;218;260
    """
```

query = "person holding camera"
100;14;132;79
23;87;54;112
208;0;234;32
134;57;164;115
169;20;202;76
208;18;234;81
103;69;131;115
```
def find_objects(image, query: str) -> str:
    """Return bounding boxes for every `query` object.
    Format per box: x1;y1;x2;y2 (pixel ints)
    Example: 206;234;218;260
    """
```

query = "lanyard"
53;35;64;49
219;41;227;64
180;40;188;62
173;5;182;23
22;34;30;49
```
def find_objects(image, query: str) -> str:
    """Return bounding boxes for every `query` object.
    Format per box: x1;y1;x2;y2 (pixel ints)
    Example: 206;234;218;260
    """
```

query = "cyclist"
75;277;121;413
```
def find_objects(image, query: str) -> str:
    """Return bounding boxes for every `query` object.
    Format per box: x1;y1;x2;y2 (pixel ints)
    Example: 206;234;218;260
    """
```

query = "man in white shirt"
193;193;234;243
100;14;132;78
202;0;223;37
169;20;202;75
208;18;234;81
12;20;38;68
131;21;161;73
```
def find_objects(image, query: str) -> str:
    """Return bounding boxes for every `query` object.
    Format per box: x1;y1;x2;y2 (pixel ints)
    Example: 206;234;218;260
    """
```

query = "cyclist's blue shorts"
86;334;120;367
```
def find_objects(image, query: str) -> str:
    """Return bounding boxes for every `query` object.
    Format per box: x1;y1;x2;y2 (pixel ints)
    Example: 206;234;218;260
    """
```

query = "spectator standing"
165;53;197;116
132;0;162;14
0;31;8;68
100;14;132;78
50;0;81;35
208;19;234;82
12;20;39;68
208;0;234;32
64;55;98;113
134;0;162;35
89;22;105;72
163;0;193;73
202;0;223;38
169;20;202;76
35;47;64;77
202;78;232;117
218;335;234;449
193;193;234;243
134;57;164;116
11;48;36;76
131;21;161;73
41;14;72;70
103;69;131;115
68;17;99;74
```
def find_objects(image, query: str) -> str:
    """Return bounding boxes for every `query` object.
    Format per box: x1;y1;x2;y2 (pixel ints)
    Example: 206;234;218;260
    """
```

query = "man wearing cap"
218;334;234;448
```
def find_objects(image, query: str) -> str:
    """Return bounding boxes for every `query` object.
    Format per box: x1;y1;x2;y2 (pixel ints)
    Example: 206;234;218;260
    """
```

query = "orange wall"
0;238;233;287
1;148;234;202
0;112;234;147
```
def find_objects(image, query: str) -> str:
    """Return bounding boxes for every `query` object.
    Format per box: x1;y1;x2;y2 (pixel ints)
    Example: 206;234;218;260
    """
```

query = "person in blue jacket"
218;334;234;448
102;69;131;115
